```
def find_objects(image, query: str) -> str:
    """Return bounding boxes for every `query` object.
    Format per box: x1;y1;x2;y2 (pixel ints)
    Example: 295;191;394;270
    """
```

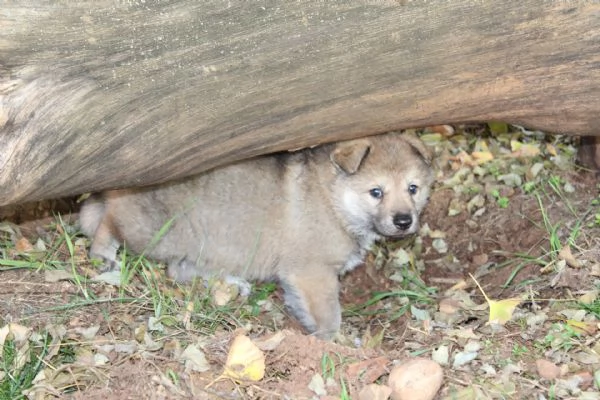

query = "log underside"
1;1;599;206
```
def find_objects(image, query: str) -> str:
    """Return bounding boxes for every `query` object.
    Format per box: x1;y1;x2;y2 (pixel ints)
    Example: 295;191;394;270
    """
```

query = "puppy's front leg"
280;268;341;340
88;220;121;272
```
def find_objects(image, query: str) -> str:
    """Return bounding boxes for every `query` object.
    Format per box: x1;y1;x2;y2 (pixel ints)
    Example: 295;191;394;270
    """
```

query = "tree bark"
1;1;599;206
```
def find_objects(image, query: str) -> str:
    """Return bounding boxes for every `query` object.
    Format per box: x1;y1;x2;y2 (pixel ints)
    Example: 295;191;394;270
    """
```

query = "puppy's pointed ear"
330;139;371;174
401;134;433;165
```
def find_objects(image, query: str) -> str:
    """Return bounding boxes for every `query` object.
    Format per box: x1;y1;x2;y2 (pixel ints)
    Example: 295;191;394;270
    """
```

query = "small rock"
432;238;448;254
388;358;443;400
563;182;575;193
308;373;326;396
431;345;449;366
471;253;488;266
358;384;392;400
536;359;561;380
453;350;478;368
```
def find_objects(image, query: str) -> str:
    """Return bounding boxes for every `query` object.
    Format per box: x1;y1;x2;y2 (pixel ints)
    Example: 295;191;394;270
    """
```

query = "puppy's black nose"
393;213;413;230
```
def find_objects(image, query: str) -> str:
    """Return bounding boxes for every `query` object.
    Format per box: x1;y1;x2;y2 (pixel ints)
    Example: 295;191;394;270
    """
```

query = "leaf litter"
0;124;599;398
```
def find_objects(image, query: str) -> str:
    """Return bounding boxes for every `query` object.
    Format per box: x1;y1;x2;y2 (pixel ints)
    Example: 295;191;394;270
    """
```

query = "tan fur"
80;132;434;338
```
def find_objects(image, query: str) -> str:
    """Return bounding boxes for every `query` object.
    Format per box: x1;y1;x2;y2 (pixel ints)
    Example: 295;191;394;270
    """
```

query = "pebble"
388;358;443;400
536;359;561;380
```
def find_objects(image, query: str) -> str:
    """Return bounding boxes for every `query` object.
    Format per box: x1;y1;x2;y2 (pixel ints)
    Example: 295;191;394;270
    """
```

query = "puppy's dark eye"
369;188;383;199
408;184;418;195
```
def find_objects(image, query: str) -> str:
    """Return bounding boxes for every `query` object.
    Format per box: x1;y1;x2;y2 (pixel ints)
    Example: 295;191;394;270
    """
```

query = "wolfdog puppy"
80;132;434;338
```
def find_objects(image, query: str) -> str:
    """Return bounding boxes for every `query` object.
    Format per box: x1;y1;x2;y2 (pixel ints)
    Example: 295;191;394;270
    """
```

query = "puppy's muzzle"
393;213;413;231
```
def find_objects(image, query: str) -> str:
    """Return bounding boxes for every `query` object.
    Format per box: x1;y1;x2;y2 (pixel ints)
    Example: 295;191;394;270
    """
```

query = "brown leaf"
15;237;34;253
558;245;582;268
438;298;461;315
346;356;389;384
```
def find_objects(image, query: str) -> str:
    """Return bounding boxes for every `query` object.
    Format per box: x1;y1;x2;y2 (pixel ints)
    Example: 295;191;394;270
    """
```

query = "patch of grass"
57;342;77;364
320;352;350;400
321;352;336;380
511;343;529;359
490;189;509;208
0;332;50;400
578;297;600;319
247;282;278;317
593;213;600;227
188;289;245;334
494;177;592;288
344;239;436;321
534;323;582;352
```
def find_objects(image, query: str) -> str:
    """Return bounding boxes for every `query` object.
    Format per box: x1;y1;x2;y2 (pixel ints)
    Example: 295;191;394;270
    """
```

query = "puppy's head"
331;133;434;239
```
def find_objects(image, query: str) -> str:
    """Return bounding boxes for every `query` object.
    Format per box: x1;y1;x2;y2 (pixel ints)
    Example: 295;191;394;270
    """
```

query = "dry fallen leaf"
578;290;598;305
566;320;597;335
471;151;494;164
558;245;582;268
427;125;455;137
181;344;211;373
346;356;389;384
546;143;558;156
254;330;287;351
438;298;461;315
222;335;265;382
44;269;75;283
15;237;34;253
511;140;541;157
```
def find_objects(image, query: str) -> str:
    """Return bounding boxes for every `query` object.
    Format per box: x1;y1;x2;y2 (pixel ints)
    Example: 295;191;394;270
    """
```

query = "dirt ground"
1;127;599;399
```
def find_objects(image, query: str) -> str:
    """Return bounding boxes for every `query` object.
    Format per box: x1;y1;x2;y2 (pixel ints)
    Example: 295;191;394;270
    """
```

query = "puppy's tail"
79;195;105;236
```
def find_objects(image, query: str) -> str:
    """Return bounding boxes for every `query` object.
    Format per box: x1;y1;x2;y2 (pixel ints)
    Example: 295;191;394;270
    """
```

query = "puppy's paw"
89;255;121;273
224;275;252;297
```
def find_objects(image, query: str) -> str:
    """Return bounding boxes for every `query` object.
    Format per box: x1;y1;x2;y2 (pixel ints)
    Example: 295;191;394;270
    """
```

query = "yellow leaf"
488;298;521;325
520;143;540;157
222;335;265;382
511;140;541;157
546;143;557;156
471;151;494;164
474;139;490;152
487;121;509;135
469;273;520;325
566;320;597;335
510;140;523;152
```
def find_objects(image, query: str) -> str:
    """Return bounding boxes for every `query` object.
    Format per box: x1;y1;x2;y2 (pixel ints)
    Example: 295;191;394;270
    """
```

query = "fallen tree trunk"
1;1;599;206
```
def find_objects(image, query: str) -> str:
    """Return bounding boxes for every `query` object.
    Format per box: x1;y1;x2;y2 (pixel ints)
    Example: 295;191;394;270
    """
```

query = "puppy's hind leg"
80;197;121;271
280;268;341;340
